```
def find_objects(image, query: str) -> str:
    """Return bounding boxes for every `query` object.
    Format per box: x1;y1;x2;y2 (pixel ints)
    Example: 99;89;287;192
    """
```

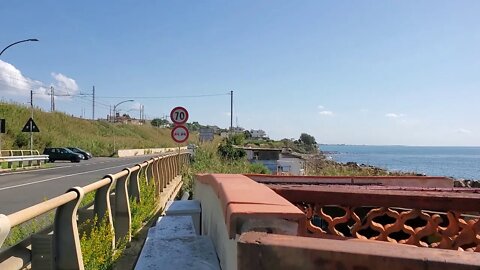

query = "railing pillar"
94;175;115;248
53;187;85;270
152;158;160;196
0;214;11;248
146;160;154;184
174;153;179;176
167;156;173;184
156;158;164;193
161;157;167;189
115;169;132;243
129;165;142;203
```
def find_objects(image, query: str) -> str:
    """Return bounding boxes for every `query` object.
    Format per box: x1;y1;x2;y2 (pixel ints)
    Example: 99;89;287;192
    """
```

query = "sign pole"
178;145;181;175
30;90;33;152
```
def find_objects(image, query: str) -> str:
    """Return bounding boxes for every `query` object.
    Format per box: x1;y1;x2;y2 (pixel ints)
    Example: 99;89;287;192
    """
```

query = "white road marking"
0;163;134;191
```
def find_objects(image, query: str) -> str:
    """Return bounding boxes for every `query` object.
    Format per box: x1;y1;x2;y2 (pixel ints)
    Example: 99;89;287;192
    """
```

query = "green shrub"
182;141;269;194
80;215;126;270
130;174;157;234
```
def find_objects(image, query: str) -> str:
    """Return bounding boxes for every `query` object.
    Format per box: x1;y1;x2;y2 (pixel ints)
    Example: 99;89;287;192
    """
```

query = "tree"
300;133;316;146
151;118;170;127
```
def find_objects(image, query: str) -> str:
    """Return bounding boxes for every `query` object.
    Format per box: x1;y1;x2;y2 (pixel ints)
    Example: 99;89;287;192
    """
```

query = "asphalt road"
0;155;158;215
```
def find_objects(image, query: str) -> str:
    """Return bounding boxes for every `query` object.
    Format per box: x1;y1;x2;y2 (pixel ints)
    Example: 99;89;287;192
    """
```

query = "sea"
319;145;480;180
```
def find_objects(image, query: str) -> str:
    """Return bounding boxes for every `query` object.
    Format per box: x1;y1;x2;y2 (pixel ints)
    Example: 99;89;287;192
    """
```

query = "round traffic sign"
171;125;189;143
170;106;189;125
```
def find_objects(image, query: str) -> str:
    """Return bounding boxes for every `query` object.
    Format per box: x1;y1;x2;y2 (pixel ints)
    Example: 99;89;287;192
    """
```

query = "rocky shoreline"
308;153;480;188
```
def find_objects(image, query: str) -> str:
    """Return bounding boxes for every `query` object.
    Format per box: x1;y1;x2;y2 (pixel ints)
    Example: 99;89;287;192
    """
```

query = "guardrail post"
0;214;11;248
174;153;178;177
152;158;160;196
155;158;164;194
171;155;176;180
165;156;171;185
115;168;132;243
53;187;85;270
94;174;115;248
129;165;142;203
146;160;154;184
169;156;174;183
161;157;167;189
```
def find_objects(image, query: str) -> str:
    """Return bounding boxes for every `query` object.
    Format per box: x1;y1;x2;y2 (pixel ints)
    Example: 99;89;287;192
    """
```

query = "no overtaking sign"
171;125;189;143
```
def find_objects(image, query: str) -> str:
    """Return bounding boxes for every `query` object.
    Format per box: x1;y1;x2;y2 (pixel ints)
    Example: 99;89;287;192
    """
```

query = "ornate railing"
268;184;480;252
0;152;190;269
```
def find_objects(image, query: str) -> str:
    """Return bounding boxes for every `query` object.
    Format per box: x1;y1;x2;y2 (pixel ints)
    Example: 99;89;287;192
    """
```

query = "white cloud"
385;113;405;118
456;128;472;134
317;105;325;109
0;60;80;103
51;72;79;96
0;60;42;96
319;110;333;116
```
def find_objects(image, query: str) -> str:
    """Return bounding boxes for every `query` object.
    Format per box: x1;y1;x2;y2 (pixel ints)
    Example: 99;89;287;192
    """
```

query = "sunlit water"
320;145;480;180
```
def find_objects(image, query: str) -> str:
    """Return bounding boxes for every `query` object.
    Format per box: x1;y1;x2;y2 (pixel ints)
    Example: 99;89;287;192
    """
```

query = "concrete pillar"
0;214;11;248
115;168;132;243
94;174;115;248
129;164;142;203
53;187;85;270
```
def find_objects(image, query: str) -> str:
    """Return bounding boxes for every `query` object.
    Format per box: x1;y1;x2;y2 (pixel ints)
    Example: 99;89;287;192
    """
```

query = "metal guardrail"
0;150;40;157
0;155;49;169
0;151;190;269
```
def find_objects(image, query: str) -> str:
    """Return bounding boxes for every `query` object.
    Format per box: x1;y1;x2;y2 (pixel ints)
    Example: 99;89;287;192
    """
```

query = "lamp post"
113;99;134;123
0;38;39;56
112;99;134;154
0;39;39;153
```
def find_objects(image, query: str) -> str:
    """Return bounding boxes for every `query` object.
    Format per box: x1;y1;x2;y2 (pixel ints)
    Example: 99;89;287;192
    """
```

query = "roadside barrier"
0;151;190;270
0;155;49;169
0;150;40;157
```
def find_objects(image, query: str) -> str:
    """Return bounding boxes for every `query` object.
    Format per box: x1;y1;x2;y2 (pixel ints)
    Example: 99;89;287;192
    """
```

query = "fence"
268;184;480;252
0;151;190;269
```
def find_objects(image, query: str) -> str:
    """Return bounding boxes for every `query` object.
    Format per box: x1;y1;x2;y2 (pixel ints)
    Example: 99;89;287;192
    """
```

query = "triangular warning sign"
22;118;40;132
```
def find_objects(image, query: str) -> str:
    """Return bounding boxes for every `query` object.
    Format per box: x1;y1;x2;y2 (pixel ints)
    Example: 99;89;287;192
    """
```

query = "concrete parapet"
246;174;455;188
237;232;480;270
193;174;306;270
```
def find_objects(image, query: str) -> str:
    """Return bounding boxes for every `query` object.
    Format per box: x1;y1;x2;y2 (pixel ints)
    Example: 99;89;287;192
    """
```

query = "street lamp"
112;99;134;155
0;38;39;56
113;99;134;123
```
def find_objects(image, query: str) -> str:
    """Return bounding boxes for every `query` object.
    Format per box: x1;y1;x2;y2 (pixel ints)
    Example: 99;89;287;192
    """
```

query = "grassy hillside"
0;102;187;156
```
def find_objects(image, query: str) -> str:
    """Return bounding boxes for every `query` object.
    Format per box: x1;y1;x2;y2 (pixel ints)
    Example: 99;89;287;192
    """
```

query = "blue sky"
1;1;479;146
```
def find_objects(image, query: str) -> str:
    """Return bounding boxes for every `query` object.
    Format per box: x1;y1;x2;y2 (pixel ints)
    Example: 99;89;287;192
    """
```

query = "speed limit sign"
170;106;189;125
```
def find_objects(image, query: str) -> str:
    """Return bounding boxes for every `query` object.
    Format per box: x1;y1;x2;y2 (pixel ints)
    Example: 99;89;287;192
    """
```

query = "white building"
250;129;266;139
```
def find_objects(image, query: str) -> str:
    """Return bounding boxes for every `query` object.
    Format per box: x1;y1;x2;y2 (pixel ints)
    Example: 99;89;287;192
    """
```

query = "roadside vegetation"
0;102;178;156
182;136;270;194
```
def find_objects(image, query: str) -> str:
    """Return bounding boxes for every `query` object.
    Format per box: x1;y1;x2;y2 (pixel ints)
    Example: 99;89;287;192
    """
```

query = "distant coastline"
319;144;480;182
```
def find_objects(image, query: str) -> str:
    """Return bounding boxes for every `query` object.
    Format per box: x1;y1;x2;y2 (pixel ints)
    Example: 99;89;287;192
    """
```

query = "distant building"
199;128;215;142
240;147;306;175
250;129;267;139
232;127;245;133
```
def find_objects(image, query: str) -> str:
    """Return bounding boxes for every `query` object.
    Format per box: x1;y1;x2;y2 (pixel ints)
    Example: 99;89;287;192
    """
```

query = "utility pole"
92;85;95;120
30;90;33;152
230;90;233;132
50;86;55;112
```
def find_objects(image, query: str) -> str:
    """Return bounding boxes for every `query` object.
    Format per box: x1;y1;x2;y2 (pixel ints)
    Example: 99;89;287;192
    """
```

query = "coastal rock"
454;180;466;188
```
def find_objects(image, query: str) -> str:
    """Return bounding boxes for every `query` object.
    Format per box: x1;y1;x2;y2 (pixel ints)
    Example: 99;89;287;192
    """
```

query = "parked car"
67;147;93;160
43;147;83;163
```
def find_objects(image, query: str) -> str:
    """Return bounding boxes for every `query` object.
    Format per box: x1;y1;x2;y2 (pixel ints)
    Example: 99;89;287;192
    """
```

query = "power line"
96;93;230;99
